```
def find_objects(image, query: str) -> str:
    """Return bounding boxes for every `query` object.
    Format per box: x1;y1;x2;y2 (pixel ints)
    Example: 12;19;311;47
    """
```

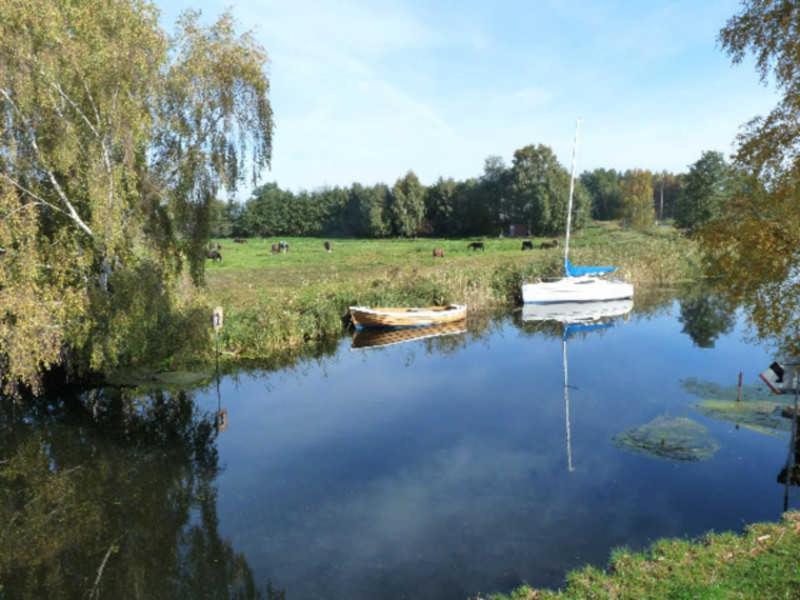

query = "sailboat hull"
522;276;634;304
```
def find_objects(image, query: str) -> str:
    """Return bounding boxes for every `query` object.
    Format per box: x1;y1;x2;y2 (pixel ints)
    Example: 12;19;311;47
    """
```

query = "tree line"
213;148;741;239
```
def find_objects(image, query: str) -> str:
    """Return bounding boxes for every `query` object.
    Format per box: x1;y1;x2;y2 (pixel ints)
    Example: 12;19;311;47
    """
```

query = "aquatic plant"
682;377;794;434
696;400;792;435
613;416;720;461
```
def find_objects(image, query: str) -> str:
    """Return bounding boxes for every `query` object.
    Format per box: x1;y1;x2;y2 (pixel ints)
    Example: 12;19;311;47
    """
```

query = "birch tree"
0;0;273;392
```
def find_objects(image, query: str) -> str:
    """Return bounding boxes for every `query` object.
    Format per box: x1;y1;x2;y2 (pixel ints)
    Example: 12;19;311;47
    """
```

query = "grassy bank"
201;222;699;362
483;512;800;599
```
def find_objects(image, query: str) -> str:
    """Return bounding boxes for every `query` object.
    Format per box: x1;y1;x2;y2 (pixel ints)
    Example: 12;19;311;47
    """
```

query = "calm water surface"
2;293;798;599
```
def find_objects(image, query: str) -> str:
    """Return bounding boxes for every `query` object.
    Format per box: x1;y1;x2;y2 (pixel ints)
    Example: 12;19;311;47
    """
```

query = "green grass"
196;223;700;363
483;512;800;600
206;223;696;301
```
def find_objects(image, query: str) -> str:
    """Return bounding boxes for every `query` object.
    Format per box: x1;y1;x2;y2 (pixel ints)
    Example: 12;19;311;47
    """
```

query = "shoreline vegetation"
481;512;800;600
187;222;699;370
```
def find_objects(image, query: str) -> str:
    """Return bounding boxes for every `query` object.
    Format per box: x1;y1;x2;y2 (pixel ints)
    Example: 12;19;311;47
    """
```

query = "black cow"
521;240;534;251
206;250;222;262
324;241;332;253
467;241;485;251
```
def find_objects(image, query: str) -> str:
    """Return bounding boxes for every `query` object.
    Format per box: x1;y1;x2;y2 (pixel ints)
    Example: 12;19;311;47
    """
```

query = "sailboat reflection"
523;299;633;471
351;322;467;350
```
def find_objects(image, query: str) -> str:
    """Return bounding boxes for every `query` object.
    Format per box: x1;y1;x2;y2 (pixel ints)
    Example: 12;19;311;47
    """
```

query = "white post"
564;119;581;275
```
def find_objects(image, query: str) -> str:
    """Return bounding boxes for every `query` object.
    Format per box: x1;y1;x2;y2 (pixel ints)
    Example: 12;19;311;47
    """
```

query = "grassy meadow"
198;222;700;363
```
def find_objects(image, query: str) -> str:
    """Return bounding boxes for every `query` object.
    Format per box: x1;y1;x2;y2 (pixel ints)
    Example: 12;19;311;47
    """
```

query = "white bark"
0;87;94;237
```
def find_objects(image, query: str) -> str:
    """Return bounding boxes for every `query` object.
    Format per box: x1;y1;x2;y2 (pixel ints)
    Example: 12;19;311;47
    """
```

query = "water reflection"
0;389;268;599
780;391;800;510
523;300;634;472
351;322;468;350
2;286;799;599
678;290;735;348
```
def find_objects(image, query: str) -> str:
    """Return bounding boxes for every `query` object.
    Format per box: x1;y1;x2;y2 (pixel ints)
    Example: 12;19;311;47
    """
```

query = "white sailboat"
523;299;634;471
521;120;634;304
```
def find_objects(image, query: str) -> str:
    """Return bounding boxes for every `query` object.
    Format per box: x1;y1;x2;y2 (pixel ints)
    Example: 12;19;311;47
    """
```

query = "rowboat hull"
348;304;467;329
522;276;633;304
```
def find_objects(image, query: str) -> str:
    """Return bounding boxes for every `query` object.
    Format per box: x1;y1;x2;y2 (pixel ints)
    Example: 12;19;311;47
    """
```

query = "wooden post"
212;306;225;432
737;370;743;402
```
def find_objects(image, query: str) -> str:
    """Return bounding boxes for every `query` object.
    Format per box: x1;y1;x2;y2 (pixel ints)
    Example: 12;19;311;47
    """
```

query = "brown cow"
233;238;247;244
540;239;560;249
271;243;280;254
432;248;445;258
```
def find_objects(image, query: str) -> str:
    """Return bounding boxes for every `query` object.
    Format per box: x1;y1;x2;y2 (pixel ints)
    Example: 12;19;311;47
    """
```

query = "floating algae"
682;377;794;434
613;416;720;462
696;400;792;434
681;377;775;402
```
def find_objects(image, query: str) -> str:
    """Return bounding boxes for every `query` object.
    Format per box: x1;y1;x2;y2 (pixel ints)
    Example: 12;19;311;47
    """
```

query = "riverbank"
201;222;699;364
483;511;800;599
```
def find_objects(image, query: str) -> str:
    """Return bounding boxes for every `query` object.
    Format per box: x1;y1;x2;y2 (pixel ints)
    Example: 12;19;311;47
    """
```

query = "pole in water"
737;370;743;402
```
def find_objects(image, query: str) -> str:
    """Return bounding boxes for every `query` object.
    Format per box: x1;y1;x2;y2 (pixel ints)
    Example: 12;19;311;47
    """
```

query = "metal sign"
760;361;800;394
212;306;224;332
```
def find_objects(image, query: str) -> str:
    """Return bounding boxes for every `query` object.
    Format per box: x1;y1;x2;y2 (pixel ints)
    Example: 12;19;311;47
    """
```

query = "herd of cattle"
431;238;558;258
206;238;560;262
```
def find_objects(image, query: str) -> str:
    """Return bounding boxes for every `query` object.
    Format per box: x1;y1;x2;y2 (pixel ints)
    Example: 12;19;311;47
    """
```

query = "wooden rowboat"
348;304;467;329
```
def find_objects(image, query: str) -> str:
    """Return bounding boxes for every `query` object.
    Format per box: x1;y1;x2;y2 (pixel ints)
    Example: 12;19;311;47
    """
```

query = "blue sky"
155;0;777;192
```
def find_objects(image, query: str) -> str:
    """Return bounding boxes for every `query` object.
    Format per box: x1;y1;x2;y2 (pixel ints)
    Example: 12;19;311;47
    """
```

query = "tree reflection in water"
678;291;735;348
0;388;282;599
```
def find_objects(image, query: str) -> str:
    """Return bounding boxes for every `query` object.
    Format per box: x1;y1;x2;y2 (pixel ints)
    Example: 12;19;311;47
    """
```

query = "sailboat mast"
564;119;581;272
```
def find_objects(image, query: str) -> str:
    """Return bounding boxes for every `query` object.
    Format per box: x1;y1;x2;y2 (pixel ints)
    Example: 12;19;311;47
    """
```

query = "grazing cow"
467;241;485;251
324;241;332;253
521;240;534;251
432;248;445;258
206;250;222;262
540;239;560;250
233;238;247;244
271;243;280;254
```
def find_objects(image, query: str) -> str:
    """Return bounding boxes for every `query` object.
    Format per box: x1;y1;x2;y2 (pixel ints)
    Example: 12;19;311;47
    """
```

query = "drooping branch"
0;87;94;237
44;75;116;210
0;174;73;220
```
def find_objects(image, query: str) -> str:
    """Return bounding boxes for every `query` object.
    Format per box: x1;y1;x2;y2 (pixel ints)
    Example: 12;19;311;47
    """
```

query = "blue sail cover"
565;257;616;277
562;321;612;341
